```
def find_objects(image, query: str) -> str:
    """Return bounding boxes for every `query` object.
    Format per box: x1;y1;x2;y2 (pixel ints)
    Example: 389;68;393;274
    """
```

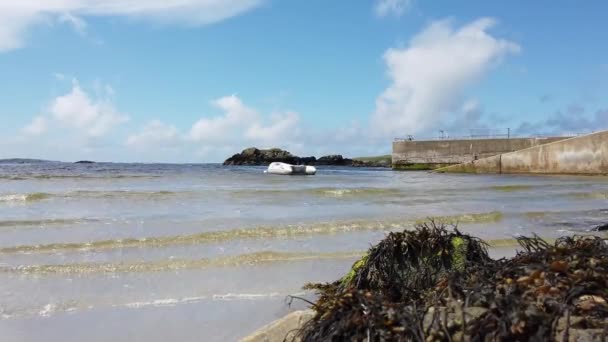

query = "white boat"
265;162;316;175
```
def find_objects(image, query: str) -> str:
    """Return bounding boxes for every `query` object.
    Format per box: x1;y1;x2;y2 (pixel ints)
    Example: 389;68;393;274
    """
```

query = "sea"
0;160;606;341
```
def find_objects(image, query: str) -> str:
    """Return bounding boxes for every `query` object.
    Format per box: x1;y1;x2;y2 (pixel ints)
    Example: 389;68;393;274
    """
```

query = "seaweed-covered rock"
338;222;491;301
351;158;392;168
295;223;608;341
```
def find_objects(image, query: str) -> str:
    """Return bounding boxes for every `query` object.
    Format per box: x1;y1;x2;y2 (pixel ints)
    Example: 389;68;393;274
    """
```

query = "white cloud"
22;116;48;135
0;0;263;52
59;12;87;35
375;0;411;17
371;18;520;138
245;111;300;143
126;120;179;148
49;79;128;137
190;95;258;142
189;94;301;149
461;99;480;116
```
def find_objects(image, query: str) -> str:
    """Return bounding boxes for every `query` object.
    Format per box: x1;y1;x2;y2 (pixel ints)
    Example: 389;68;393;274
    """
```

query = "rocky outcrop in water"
351;159;391;168
223;148;390;167
315;155;353;166
223;148;306;166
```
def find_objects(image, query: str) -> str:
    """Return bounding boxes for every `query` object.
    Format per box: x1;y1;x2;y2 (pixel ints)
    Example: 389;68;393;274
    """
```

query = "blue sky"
0;0;607;162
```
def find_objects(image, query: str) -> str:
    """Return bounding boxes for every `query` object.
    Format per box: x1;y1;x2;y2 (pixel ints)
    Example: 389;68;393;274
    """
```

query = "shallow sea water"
0;161;606;341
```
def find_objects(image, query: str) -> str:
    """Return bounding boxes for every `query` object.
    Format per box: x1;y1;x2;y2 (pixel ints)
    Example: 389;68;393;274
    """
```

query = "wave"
0;190;179;204
0;220;408;254
0;218;92;228
0;193;51;203
0;291;308;319
0;174;162;181
230;187;404;198
66;190;178;199
490;185;533;192
0;251;363;275
0;235;551;276
415;211;503;225
0;211;504;254
310;187;404;197
567;191;608;200
121;292;291;309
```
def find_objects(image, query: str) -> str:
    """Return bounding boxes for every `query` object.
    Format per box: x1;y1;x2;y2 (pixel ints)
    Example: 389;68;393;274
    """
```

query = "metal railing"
394;130;587;143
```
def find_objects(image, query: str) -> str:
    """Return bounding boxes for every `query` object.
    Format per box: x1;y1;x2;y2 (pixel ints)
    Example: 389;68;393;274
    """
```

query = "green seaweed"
393;163;454;171
491;185;532;192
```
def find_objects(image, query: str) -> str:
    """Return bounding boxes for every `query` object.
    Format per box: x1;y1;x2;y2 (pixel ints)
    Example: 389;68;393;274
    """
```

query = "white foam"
0;194;28;203
39;304;56;317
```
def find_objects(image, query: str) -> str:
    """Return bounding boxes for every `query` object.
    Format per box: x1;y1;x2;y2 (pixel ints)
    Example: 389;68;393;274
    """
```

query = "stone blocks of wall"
436;131;608;175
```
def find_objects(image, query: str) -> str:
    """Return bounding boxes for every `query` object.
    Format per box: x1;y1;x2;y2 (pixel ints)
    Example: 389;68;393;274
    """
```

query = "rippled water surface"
0;161;607;341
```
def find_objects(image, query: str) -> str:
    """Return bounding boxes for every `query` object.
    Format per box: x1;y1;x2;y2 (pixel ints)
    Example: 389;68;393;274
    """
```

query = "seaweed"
293;222;608;341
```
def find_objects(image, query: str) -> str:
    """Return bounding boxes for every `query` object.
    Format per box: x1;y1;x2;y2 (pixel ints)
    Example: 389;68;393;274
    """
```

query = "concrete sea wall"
392;137;566;170
436;131;608;175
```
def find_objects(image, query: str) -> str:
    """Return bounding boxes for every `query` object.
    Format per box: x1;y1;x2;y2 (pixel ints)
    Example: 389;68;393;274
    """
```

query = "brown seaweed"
293;222;608;341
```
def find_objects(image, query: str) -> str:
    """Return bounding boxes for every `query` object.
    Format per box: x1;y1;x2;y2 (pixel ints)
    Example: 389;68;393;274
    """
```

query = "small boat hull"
266;162;316;175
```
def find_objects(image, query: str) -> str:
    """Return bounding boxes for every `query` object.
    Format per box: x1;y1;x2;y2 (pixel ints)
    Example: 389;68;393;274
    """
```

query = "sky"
0;0;607;162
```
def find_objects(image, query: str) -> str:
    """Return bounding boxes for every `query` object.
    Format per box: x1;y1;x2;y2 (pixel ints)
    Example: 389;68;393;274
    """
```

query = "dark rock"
315;155;353;166
75;160;95;164
298;156;317;165
223;148;391;167
592;223;608;231
223;147;299;166
351;159;392;168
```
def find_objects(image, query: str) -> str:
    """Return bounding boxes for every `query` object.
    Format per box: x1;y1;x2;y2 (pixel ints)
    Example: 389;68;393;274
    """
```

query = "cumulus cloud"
0;0;263;52
21;79;128;138
126;120;179;148
50;80;128;137
245;111;300;143
375;0;411;17
22;116;48;136
189;95;300;147
190;95;257;142
371;18;520;138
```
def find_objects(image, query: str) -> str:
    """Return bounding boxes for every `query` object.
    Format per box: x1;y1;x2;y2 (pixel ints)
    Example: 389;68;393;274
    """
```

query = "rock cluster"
223;147;389;167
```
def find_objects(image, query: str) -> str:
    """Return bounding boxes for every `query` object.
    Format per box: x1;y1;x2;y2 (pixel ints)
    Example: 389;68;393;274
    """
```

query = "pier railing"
394;131;585;142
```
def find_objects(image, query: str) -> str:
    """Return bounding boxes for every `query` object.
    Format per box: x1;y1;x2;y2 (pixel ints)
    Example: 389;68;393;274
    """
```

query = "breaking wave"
415;211;503;225
0;174;162;181
0;236;550;276
0;251;363;275
0;211;504;254
309;187;404;197
0;193;51;203
230;187;405;198
0;218;93;228
567;191;608;200
0;190;180;204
